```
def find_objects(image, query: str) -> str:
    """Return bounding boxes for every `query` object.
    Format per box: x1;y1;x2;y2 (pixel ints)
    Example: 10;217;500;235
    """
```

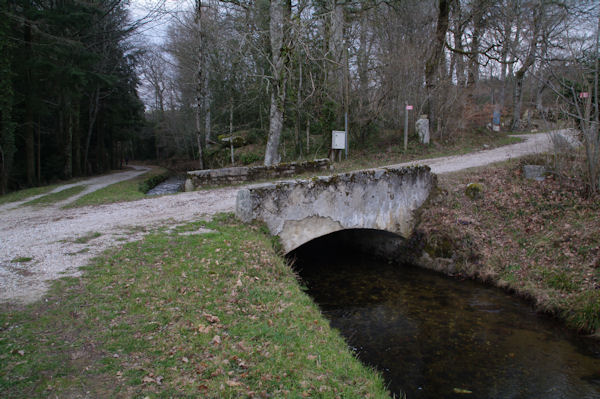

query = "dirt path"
388;131;567;173
0;131;572;305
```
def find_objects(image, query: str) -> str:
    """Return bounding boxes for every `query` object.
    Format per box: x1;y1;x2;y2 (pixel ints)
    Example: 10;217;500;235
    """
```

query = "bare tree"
264;0;288;166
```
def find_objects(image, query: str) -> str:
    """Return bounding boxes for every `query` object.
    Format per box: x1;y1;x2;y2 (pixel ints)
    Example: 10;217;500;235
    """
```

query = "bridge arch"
286;228;413;264
236;166;436;254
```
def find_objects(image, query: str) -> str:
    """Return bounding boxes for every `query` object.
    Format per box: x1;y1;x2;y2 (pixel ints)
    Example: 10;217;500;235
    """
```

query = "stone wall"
236;166;436;253
185;159;331;190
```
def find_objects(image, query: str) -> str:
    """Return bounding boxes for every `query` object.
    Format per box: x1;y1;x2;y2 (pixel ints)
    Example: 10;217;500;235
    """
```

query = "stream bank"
416;158;600;336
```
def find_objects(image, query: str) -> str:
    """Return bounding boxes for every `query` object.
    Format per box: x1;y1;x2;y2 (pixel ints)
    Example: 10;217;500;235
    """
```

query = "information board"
332;130;346;150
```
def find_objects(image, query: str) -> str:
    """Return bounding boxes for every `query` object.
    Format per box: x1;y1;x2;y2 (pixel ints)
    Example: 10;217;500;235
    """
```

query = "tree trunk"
425;0;451;132
264;0;287;166
329;0;344;107
37;119;41;183
499;21;510;108
452;3;466;87
204;68;211;146
511;1;541;130
511;70;525;130
63;96;73;179
467;1;485;88
84;87;100;175
195;0;205;169
24;9;35;186
295;55;303;158
358;7;368;116
72;100;81;176
229;98;234;165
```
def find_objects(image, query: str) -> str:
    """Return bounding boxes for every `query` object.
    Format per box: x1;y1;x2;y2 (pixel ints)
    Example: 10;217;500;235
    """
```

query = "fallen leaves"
421;163;600;331
197;324;212;334
211;335;221;345
203;313;220;324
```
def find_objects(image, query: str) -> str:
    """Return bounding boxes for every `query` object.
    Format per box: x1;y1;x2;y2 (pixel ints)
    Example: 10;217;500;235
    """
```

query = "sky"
128;0;191;45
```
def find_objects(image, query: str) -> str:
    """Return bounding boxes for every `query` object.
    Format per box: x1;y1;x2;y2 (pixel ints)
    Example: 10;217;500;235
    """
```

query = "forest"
2;0;600;193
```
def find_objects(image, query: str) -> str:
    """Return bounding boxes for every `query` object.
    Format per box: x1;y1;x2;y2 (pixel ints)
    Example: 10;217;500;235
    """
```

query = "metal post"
229;100;234;165
344;112;348;159
404;102;408;152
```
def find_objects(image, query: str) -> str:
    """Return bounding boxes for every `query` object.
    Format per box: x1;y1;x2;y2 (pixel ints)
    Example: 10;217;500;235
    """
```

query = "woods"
2;0;600;193
0;0;144;194
135;0;597;188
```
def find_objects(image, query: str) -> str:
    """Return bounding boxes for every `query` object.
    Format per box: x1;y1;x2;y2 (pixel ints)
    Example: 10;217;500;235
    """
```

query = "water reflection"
289;237;600;399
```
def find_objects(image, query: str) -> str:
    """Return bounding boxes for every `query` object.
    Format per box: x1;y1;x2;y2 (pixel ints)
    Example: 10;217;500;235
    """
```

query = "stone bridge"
235;166;436;253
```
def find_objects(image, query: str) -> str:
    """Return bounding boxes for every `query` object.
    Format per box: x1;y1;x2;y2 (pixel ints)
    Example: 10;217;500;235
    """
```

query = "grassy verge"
66;167;169;208
22;185;87;207
0;214;389;398
419;158;600;334
0;185;62;206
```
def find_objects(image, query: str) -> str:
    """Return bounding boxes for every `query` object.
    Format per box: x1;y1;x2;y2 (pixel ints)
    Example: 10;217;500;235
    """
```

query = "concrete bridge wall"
236;166;436;253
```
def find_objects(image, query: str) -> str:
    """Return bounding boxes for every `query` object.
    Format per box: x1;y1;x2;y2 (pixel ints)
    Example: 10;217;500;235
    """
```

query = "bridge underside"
236;166;436;253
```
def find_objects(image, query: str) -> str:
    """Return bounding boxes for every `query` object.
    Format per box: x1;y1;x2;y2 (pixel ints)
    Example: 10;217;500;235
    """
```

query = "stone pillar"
415;115;430;144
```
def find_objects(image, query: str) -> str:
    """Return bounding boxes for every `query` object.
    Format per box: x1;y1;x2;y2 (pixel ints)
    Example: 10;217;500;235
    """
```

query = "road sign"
579;92;590;98
406;105;414;110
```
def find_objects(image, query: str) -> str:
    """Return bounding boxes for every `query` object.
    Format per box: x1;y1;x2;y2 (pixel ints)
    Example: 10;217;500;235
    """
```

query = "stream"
146;176;185;196
288;235;600;399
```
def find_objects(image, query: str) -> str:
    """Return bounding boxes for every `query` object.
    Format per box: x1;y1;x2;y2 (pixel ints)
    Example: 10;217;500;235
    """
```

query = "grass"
418;156;600;334
11;257;33;263
0;185;61;206
0;214;389;398
66;167;169;208
72;232;102;244
22;185;87;207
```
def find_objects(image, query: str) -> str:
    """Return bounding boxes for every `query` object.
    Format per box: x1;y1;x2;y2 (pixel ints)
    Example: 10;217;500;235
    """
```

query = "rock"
465;182;483;200
523;165;547;181
415;116;430;144
217;135;246;148
184;178;195;192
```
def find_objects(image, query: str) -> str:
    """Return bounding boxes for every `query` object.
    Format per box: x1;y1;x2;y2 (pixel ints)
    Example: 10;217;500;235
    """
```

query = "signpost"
579;92;590;99
404;104;413;152
344;112;349;159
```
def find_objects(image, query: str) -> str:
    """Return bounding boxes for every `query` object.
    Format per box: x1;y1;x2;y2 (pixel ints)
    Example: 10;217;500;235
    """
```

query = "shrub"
240;152;262;165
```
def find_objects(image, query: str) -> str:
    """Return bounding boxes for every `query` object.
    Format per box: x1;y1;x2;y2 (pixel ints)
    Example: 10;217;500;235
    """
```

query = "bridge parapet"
236;166;436;253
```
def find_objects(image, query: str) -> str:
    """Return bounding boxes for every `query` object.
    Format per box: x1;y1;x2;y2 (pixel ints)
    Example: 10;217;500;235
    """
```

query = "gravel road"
0;131;570;305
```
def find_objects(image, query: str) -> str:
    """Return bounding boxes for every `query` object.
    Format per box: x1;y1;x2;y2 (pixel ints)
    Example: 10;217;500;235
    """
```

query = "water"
289;236;600;399
146;176;185;196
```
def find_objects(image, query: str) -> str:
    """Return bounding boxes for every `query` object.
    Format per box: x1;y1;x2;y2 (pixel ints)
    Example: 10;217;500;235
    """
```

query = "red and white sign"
406;105;414;110
579;92;590;98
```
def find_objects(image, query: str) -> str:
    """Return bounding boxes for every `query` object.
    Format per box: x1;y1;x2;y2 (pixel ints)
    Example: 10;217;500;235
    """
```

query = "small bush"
240;152;262;165
465;182;483;200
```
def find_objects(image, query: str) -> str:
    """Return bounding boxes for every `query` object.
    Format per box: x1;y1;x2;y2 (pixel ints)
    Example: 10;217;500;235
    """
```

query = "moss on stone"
465;182;483;200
